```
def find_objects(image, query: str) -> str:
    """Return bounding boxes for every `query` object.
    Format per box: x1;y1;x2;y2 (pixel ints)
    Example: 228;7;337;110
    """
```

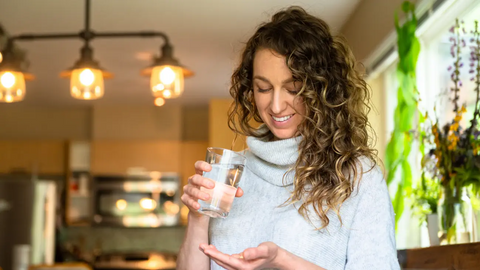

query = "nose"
270;89;287;114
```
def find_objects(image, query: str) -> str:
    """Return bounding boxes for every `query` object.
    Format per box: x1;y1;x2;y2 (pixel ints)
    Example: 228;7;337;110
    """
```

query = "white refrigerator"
0;179;56;270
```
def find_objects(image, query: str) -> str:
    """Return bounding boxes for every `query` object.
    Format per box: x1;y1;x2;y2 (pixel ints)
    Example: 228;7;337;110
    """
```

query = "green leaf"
385;131;405;174
447;223;457;243
402;1;411;12
401;78;417;106
402;160;413;190
393;182;405;229
410;38;421;68
399;105;416;131
387;162;401;185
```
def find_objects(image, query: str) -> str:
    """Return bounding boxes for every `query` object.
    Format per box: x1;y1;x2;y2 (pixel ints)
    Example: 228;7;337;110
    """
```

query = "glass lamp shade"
0;71;26;103
154;97;165;107
70;68;104;100
150;65;184;99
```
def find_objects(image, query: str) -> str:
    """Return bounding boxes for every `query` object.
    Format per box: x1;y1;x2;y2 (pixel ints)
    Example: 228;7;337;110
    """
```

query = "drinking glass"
197;147;246;218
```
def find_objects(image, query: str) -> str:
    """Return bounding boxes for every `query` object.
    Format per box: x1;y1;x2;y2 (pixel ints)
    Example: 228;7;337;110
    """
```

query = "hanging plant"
385;1;422;228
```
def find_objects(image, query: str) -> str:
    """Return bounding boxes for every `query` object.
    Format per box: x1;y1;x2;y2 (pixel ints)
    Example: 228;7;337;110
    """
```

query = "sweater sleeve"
344;168;400;270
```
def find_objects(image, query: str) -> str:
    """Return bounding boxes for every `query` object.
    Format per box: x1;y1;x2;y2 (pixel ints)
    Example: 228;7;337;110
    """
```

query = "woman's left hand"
200;242;280;270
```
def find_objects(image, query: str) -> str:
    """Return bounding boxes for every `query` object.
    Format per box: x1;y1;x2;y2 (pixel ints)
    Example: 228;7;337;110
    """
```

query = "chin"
270;129;297;140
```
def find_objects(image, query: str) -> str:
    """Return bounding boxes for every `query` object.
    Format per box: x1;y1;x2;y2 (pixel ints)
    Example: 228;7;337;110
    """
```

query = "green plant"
409;173;440;224
418;19;480;242
385;1;421;228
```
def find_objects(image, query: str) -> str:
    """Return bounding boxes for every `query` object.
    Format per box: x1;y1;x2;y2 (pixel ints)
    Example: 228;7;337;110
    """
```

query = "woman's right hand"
181;160;244;218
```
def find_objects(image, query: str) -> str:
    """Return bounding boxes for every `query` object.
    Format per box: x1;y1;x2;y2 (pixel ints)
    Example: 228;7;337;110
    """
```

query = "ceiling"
0;0;361;108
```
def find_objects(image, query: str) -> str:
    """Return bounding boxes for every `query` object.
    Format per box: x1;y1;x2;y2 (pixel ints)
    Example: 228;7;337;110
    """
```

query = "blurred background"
0;0;480;269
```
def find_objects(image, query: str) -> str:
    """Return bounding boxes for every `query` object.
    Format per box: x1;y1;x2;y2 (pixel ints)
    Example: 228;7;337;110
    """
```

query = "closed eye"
288;90;299;95
256;88;270;93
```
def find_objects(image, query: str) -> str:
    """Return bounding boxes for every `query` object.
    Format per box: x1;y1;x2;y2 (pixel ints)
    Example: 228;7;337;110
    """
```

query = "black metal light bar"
7;0;171;46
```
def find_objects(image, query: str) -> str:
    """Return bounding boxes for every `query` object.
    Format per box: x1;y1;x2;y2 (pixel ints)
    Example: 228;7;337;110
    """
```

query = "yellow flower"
450;122;459;132
474;144;480;155
447;132;459;150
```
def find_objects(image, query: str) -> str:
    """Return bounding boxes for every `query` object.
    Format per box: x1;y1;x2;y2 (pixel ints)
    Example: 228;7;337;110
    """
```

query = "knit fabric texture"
208;135;400;270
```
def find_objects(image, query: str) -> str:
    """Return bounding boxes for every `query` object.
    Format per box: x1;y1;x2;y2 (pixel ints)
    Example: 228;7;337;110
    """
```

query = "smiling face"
252;48;306;140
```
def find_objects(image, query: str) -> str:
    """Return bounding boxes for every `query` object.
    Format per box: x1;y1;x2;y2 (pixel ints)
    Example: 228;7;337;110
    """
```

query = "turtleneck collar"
245;130;301;187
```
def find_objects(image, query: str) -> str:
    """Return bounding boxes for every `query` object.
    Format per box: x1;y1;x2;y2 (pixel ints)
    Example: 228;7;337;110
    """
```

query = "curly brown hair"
228;6;378;229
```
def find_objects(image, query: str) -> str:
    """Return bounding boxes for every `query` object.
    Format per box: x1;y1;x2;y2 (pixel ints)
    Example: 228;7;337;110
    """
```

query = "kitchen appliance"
94;251;176;270
0;179;56;270
92;172;181;227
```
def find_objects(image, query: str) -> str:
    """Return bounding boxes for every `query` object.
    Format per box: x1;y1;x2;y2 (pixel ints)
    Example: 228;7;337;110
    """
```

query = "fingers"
181;175;215;211
188;174;215;189
232;253;244;259
235;187;244;197
243;245;268;261
203;246;240;269
195;160;212;175
180;192;201;210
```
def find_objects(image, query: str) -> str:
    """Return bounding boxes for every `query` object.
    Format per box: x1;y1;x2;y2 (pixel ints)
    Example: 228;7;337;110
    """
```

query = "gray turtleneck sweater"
209;135;400;270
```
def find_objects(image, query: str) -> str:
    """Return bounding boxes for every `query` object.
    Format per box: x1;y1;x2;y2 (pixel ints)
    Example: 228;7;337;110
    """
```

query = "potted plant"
409;174;441;245
418;19;480;244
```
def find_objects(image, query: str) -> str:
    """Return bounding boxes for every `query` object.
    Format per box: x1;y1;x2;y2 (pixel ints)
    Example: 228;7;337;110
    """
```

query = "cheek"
253;94;268;113
293;97;306;115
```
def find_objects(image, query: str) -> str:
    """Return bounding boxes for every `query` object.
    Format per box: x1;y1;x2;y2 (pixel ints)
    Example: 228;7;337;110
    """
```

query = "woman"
177;6;400;270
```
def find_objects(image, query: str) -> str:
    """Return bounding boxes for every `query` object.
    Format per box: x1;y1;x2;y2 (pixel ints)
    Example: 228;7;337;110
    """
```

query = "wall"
366;75;386;163
0;103;208;141
340;0;418;62
182;105;209;141
0;105;91;140
92;104;183;140
209;99;250;151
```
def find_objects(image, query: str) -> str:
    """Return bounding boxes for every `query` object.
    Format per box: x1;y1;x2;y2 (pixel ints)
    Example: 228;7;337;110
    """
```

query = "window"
368;0;480;248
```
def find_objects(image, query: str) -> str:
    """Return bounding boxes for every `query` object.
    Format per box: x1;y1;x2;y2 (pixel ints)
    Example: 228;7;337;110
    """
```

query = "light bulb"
153;84;164;91
0;52;3;63
1;72;16;88
5;94;13;103
70;68;104;100
150;65;183;99
163;89;172;99
83;91;92;99
116;199;127;210
154;97;165;106
159;67;175;85
79;69;95;86
140;198;157;210
16;89;22;96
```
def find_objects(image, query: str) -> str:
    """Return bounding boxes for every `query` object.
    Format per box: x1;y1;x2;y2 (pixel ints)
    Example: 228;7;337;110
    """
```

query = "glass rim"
207;147;246;159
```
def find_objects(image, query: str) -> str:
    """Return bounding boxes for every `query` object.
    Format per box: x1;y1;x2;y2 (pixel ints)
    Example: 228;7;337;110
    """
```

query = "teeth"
272;115;293;122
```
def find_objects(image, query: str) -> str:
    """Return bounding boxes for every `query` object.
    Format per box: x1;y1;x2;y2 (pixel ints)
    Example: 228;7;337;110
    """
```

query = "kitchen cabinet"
180;141;209;187
90;140;183;175
0;140;66;175
209;99;260;152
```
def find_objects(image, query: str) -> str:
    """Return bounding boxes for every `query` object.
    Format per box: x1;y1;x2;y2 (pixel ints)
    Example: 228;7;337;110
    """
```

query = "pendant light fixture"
0;0;193;103
0;40;34;103
59;45;113;100
141;43;193;99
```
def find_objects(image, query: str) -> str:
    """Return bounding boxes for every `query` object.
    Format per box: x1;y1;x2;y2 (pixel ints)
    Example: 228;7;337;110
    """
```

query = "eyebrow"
253;75;295;85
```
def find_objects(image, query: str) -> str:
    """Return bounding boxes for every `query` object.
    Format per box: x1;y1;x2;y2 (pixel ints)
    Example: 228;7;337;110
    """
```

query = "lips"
272;114;293;122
